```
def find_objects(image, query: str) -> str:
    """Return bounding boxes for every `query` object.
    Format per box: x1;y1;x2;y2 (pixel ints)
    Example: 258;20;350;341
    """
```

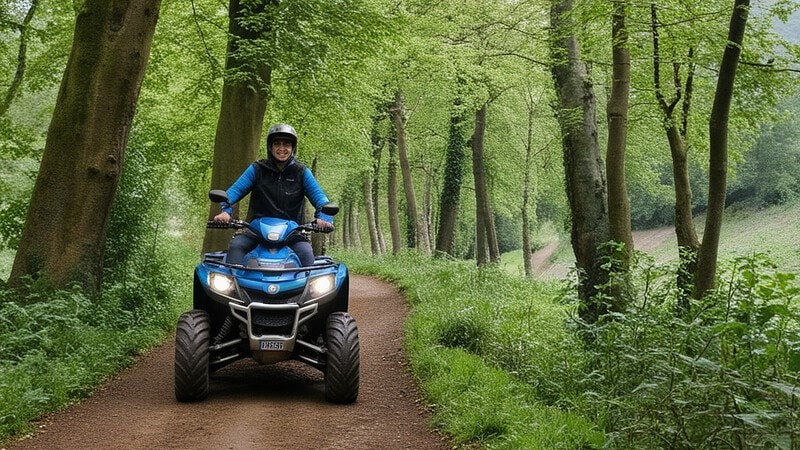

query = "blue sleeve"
221;164;257;214
303;167;333;223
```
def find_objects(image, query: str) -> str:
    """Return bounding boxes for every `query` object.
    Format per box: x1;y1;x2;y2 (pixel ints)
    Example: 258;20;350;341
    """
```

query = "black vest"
246;157;307;223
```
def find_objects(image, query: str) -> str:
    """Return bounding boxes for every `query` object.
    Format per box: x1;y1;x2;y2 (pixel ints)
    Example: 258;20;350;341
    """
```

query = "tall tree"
202;0;271;253
386;127;402;254
521;89;538;278
369;106;388;254
471;104;500;265
0;0;38;117
390;90;431;255
435;94;468;257
649;1;701;305
549;0;611;321
694;0;750;298
9;0;161;293
363;172;381;255
606;0;633;269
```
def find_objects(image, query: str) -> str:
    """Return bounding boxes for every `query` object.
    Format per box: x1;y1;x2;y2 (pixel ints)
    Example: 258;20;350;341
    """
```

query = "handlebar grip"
300;223;334;233
206;220;247;229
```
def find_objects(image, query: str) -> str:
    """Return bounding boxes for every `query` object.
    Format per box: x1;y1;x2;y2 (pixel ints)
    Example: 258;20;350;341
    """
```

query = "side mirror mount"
209;189;229;204
320;202;339;216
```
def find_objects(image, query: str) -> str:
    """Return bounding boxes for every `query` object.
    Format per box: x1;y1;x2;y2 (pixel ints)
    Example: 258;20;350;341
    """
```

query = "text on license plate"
259;340;284;351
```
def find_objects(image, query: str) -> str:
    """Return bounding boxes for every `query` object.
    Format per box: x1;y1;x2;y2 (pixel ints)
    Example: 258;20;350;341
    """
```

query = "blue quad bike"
174;190;359;404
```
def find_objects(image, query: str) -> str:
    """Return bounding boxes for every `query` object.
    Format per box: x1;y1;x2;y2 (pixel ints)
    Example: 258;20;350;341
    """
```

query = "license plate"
259;340;284;351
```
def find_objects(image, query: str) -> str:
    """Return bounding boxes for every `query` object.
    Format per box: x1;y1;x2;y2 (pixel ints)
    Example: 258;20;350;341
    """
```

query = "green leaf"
767;381;800;399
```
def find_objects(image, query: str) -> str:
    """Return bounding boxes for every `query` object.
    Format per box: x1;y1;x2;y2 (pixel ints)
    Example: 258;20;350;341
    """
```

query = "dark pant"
227;233;315;267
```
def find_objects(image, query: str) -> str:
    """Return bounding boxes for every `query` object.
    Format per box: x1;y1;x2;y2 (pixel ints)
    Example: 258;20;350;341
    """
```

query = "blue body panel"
196;217;346;298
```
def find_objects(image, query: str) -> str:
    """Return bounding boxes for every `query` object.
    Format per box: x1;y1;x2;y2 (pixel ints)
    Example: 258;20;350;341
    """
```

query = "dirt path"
530;227;676;278
5;275;450;450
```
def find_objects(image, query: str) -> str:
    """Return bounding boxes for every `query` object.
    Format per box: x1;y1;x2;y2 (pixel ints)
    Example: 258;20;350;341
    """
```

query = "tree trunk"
387;132;402;254
475;208;488;266
471;105;499;266
202;0;271;253
435;99;468;257
341;198;351;249
9;0;161;293
549;0;610;321
390;90;429;255
348;198;361;250
422;166;434;253
370;106;387;253
606;0;633;269
487;210;500;262
695;0;750;298
363;173;380;255
650;2;700;308
0;0;38;118
522;93;536;278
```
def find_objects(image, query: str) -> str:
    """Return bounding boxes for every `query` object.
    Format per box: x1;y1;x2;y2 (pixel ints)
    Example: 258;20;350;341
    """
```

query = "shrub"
575;253;800;449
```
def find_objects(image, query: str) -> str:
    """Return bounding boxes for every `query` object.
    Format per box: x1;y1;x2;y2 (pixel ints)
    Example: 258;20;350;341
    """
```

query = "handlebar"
296;222;335;234
206;219;334;233
206;219;248;229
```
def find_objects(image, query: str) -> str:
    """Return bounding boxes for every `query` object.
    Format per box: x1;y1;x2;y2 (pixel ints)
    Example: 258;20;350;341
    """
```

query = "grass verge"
338;250;604;449
0;237;196;443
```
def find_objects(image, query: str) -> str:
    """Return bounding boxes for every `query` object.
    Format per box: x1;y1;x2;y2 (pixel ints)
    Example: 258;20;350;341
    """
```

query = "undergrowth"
339;249;800;449
339;250;604;449
577;252;800;449
0;237;195;441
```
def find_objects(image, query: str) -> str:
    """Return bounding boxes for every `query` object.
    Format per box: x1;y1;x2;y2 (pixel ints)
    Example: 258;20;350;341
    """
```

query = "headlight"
309;274;335;297
209;272;235;295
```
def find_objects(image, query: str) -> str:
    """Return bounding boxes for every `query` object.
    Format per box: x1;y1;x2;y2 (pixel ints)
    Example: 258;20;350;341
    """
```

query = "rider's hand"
315;219;333;232
213;211;231;223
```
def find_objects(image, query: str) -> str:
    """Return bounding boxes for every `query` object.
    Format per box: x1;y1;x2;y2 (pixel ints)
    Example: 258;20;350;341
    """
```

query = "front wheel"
174;309;211;402
324;312;360;403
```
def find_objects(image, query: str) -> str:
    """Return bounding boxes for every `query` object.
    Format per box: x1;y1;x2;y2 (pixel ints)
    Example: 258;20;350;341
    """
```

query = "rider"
212;123;334;267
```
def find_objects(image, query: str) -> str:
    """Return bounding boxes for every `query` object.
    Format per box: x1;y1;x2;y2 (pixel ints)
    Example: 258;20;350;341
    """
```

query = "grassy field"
503;201;800;277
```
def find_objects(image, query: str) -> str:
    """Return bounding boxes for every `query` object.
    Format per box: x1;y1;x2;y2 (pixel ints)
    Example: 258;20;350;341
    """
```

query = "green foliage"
339;250;603;448
417;347;603;449
493;213;521;254
341;241;800;449
0;235;194;440
573;252;800;449
729;96;800;207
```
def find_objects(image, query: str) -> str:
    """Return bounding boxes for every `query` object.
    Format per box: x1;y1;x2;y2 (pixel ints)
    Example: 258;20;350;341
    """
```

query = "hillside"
505;201;800;277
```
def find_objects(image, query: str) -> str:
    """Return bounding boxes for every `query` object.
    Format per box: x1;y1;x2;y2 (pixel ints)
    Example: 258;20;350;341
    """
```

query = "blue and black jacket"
221;155;333;225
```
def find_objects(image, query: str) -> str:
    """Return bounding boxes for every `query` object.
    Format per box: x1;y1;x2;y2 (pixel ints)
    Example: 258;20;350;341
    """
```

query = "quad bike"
174;190;359;404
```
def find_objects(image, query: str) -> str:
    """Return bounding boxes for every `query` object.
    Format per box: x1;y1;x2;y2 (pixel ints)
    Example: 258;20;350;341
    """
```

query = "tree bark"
341;198;351;249
549;0;610;321
606;0;633;268
347;197;361;250
202;0;271;253
695;0;750;298
471;105;499;266
363;173;380;255
390;90;430;255
0;0;38;118
387;131;402;254
650;2;700;307
522;93;536;278
369;111;387;254
422;165;434;253
9;0;161;293
308;157;326;255
435;96;468;257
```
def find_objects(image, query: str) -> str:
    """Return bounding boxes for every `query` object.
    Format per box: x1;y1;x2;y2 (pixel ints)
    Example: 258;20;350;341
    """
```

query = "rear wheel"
174;309;211;402
324;312;360;404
